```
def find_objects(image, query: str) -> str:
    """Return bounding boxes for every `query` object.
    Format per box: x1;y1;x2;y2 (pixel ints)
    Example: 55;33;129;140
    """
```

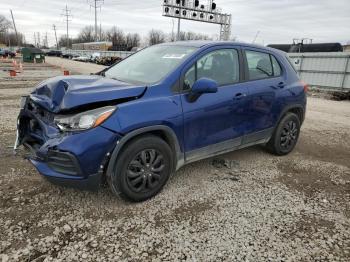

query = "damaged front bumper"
15;96;121;190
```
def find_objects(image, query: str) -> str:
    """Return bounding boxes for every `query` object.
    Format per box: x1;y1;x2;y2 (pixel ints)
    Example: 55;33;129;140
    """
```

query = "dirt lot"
0;58;349;261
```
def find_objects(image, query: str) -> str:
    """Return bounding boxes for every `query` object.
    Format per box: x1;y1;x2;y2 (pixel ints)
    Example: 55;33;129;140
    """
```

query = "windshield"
105;45;198;85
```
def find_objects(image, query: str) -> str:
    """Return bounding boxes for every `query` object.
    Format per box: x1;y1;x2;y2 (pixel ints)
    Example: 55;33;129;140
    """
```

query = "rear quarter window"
286;56;298;74
271;55;282;76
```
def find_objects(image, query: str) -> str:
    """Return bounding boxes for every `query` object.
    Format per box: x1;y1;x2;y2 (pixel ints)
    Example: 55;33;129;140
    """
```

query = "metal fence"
63;50;134;59
287;52;350;90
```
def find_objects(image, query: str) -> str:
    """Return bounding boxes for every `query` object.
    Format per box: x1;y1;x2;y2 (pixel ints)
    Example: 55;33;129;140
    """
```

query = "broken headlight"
54;106;116;131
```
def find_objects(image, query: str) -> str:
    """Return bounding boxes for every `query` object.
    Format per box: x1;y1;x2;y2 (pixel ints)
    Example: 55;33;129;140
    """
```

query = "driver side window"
183;49;240;90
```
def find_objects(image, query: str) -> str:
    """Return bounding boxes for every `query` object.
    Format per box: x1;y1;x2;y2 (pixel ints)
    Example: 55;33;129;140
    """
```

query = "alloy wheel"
280;120;298;150
126;149;165;193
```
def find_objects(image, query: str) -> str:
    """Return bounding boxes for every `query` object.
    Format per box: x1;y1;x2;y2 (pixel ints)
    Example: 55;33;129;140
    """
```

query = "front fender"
102;95;185;177
105;125;185;183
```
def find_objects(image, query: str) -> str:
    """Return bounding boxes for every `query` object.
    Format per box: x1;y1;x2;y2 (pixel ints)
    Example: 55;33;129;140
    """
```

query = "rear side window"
184;49;240;90
271;56;282;76
245;50;282;80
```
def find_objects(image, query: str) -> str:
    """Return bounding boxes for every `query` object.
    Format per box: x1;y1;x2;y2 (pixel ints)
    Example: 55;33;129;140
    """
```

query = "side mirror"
188;78;218;102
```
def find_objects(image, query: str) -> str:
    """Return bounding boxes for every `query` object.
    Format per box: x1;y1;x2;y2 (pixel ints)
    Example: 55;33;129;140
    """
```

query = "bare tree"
180;31;211;41
166;31;211;42
0;15;26;46
106;26;126;46
148;29;165;46
58;35;73;48
77;26;95;43
99;29;108;42
126;33;140;48
0;15;11;34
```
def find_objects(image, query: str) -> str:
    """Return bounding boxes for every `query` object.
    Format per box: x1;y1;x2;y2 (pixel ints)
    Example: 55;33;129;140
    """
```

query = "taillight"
301;81;309;93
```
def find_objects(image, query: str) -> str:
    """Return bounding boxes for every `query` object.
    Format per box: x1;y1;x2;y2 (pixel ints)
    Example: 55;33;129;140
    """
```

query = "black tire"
109;135;173;202
266;112;301;156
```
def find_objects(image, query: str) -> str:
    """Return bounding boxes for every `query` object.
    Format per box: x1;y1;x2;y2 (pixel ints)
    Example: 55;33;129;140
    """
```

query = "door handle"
234;93;247;100
277;82;285;89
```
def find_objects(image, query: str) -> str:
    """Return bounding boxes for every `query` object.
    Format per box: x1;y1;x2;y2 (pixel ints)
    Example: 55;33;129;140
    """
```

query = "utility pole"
100;23;102;41
62;5;72;48
45;32;48;48
7;28;11;47
37;32;41;48
89;0;104;42
53;24;58;50
252;30;260;44
10;10;20;46
33;32;36;47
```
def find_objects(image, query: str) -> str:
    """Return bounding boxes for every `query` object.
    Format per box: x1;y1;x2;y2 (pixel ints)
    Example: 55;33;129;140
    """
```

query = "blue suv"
15;41;307;202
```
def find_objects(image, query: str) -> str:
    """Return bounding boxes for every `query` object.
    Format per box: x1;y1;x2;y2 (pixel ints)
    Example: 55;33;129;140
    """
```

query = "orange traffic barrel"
10;70;16;77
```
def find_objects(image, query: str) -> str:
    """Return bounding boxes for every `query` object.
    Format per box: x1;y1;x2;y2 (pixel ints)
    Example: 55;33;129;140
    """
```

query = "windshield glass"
105;45;198;85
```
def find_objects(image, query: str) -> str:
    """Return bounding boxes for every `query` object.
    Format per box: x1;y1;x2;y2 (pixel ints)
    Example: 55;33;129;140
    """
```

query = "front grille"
47;150;81;176
19;99;57;149
27;100;55;124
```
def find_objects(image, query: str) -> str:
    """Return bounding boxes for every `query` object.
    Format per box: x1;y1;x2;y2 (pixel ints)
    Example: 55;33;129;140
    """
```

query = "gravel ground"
45;57;106;75
0;59;349;261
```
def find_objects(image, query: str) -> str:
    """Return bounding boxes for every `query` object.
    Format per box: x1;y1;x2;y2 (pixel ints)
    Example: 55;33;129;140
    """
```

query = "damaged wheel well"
106;126;183;179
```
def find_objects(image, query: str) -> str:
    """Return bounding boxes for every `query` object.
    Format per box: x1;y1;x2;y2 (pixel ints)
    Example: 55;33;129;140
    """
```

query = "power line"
10;10;20;46
61;5;72;48
88;0;104;41
53;24;58;49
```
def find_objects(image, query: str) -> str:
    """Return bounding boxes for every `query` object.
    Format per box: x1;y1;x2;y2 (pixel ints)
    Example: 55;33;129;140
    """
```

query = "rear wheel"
109;135;173;202
266;112;300;155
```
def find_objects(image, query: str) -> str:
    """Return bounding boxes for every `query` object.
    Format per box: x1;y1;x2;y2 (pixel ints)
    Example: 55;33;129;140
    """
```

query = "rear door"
240;48;285;144
179;46;249;162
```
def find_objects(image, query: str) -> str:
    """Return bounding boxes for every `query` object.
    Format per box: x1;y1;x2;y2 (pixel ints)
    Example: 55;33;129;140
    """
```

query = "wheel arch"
106;125;184;180
278;104;305;125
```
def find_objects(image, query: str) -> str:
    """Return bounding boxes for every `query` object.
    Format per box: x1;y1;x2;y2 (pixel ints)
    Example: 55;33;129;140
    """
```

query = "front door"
180;47;249;162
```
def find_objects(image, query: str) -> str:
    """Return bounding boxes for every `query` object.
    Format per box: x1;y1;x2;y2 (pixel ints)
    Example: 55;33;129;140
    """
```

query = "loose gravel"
0;59;349;261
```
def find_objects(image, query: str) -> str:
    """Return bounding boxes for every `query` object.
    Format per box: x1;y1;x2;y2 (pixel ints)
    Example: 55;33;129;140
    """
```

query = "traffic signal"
194;0;199;7
212;2;216;10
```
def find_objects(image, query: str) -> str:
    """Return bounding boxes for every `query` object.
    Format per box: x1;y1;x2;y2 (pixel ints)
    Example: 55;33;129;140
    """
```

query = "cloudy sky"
2;0;350;46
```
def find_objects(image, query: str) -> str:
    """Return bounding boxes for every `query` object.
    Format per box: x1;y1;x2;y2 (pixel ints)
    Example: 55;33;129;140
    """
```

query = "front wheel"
109;135;173;202
266;112;301;155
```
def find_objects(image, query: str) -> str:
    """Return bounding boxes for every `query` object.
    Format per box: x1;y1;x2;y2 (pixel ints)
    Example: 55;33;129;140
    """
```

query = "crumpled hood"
30;75;146;113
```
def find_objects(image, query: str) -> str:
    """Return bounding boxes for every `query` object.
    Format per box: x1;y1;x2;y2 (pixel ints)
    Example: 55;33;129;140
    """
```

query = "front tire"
109;135;173;202
266;112;301;155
